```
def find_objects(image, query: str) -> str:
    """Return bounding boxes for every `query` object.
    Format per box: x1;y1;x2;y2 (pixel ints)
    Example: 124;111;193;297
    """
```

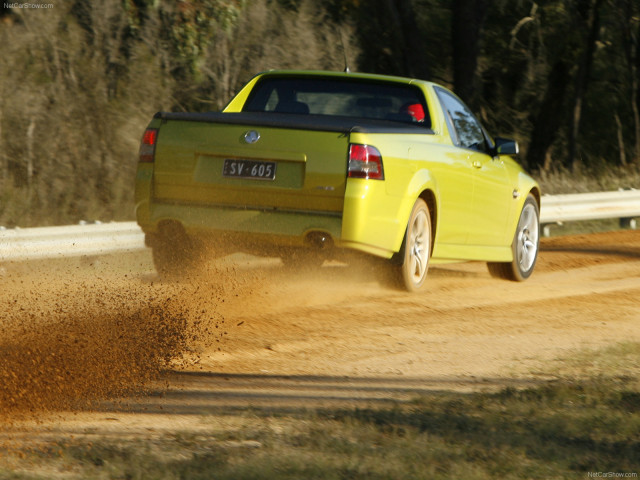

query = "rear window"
243;76;431;128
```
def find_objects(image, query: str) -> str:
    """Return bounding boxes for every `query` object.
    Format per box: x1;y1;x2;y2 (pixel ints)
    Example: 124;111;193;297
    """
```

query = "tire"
487;194;539;281
150;222;201;278
398;198;432;292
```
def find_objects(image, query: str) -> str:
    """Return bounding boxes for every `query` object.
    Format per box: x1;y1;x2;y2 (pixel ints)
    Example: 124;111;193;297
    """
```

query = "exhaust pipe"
306;231;333;250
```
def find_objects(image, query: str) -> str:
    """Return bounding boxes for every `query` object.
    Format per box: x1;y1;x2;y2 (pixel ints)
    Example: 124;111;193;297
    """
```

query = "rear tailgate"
153;112;350;214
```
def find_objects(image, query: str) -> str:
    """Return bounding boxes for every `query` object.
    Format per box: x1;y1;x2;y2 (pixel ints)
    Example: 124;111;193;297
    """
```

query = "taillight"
348;144;384;180
139;128;158;163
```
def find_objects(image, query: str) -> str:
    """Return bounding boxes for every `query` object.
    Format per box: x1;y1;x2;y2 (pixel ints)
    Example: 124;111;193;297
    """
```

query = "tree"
523;1;598;171
343;0;431;79
451;0;489;107
616;0;640;164
384;0;432;80
526;59;572;171
567;0;605;170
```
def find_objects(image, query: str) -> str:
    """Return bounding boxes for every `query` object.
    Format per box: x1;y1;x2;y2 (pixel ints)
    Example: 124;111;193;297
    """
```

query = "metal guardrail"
540;189;640;223
0;190;638;260
0;221;145;261
540;189;640;236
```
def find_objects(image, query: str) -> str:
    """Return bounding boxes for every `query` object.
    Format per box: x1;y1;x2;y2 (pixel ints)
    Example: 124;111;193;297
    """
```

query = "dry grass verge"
1;344;639;479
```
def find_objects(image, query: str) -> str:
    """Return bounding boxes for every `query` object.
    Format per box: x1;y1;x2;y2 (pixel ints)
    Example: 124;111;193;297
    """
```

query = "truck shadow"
99;369;551;415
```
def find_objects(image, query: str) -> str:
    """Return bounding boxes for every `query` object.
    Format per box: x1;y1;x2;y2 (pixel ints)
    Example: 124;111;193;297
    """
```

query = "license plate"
222;159;276;180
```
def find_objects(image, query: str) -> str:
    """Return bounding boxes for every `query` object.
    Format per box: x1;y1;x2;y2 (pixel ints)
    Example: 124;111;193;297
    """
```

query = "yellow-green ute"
135;70;540;291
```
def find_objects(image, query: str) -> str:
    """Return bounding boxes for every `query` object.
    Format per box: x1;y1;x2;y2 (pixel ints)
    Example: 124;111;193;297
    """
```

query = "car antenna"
340;28;351;73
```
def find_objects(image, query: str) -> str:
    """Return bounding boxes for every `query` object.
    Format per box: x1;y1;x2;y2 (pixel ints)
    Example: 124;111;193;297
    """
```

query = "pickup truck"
135;70;540;291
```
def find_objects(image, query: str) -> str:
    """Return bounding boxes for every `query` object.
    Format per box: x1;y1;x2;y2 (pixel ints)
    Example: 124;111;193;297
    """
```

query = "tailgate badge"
244;130;261;144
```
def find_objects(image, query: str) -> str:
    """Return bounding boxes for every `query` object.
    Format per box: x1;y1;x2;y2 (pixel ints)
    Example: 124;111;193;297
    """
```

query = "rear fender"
392;169;439;253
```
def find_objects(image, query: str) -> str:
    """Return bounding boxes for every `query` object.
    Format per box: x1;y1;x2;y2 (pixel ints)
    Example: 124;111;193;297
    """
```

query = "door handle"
472;160;483;169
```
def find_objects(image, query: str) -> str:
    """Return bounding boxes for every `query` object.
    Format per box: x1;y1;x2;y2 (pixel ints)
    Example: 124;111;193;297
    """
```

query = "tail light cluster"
348;144;384;180
139;128;158;163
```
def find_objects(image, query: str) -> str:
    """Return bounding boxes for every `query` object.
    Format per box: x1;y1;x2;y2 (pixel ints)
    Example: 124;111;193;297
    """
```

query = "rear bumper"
137;199;343;249
135;164;403;259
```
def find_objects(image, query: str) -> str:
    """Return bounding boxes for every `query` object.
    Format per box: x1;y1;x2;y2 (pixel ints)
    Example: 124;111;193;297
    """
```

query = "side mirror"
494;137;519;156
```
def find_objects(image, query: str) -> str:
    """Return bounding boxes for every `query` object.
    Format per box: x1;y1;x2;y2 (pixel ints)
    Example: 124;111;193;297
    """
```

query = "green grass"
2;344;640;479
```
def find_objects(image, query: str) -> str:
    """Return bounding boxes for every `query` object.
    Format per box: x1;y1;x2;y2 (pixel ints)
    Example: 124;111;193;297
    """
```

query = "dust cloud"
0;256;244;418
0;249;373;420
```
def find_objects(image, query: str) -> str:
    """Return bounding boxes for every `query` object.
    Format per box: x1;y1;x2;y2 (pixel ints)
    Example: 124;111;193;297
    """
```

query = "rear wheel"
398;198;432;292
487;194;539;281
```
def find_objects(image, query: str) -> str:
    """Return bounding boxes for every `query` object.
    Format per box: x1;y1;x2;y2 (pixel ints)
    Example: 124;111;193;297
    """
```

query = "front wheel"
487;194;539;281
398;198;432;292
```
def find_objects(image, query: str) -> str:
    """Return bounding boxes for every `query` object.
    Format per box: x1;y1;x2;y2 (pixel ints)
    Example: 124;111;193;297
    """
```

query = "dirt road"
1;229;639;439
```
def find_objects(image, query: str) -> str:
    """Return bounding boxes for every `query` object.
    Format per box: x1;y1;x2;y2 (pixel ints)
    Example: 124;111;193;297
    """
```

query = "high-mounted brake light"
348;144;384;180
139;128;158;163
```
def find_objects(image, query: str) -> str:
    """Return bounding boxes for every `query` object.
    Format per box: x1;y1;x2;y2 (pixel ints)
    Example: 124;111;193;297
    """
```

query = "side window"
436;88;487;153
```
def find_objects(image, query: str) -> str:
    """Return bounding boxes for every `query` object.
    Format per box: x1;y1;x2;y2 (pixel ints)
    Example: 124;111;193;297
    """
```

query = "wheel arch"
392;168;440;252
529;186;541;210
517;185;541;239
418;189;437;256
505;177;541;242
391;187;438;265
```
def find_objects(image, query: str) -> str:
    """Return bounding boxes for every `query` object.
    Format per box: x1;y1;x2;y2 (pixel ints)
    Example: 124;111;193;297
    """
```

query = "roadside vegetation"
1;343;639;479
1;0;639;227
